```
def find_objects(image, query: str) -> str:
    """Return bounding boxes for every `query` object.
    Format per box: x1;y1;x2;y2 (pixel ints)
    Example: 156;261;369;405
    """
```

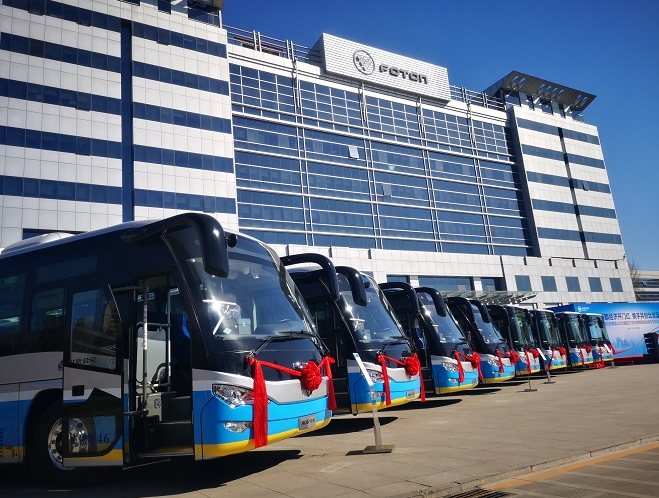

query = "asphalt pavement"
4;363;659;497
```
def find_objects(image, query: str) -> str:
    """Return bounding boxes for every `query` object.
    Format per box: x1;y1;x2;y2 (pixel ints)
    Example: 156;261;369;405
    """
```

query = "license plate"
406;389;416;399
298;414;316;431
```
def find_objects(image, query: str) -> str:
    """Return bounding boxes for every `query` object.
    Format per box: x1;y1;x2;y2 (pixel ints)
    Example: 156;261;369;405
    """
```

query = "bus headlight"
212;384;253;408
440;361;459;372
366;369;384;383
485;358;500;367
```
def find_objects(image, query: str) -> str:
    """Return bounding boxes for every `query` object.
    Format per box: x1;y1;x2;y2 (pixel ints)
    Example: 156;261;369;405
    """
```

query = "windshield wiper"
381;338;409;352
276;330;315;337
247;333;313;359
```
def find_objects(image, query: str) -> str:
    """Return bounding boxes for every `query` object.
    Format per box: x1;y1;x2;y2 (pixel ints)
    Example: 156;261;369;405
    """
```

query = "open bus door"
59;284;125;469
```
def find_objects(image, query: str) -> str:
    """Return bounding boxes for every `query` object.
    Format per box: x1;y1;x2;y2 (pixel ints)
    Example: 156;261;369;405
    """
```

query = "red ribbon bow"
496;349;519;373
377;353;425;405
246;355;336;448
453;350;483;382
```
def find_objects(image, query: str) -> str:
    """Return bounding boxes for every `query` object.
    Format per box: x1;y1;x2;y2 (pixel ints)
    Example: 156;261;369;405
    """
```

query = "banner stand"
363;388;394;454
522;352;537;392
523;373;537;392
544;368;555;384
353;353;394;454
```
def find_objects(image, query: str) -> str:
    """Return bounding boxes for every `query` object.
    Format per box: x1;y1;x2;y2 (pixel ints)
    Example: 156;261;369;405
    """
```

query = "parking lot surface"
4;363;659;497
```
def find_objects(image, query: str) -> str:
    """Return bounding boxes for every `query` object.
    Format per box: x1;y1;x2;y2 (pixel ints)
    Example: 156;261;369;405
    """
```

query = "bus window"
70;289;119;371
29;287;66;351
0;273;25;355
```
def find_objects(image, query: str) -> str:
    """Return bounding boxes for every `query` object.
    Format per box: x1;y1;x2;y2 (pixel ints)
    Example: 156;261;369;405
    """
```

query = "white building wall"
0;0;236;248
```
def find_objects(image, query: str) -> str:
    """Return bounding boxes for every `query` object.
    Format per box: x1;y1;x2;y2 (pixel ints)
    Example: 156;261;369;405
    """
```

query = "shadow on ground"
3;449;303;497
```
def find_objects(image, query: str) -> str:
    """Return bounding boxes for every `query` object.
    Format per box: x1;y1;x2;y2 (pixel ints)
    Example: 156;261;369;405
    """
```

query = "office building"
0;0;635;307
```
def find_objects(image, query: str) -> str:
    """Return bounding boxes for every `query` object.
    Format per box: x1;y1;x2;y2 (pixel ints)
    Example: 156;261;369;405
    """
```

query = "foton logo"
353;50;375;74
352;50;428;85
378;64;428;84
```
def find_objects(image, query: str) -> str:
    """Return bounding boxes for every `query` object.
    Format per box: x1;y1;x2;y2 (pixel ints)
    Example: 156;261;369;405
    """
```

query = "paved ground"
480;440;659;497
3;363;659;497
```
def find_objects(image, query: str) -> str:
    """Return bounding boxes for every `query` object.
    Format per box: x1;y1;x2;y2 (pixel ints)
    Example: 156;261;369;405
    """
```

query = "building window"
541;276;557;292
610;278;623;293
589;277;603;293
419;276;473;291
566;277;581;292
539;99;553;114
480;278;503;291
515;275;532;292
504;91;521;106
387;275;409;284
158;0;171;13
526;95;535;110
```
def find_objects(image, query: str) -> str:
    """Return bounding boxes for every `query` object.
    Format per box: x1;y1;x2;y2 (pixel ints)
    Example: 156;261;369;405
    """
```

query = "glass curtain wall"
229;63;532;256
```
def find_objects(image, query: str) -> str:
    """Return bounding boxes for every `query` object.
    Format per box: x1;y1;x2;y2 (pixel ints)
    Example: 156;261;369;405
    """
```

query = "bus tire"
29;400;91;485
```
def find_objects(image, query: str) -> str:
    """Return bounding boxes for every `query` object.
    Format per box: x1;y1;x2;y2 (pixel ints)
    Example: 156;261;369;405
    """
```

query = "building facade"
0;0;635;307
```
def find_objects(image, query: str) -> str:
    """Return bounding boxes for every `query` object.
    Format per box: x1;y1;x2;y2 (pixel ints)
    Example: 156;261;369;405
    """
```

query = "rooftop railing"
225;26;506;112
225;25;322;65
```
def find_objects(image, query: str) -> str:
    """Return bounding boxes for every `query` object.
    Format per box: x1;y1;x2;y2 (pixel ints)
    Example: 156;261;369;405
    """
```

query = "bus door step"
162;395;191;421
153;419;194;447
137;447;194;459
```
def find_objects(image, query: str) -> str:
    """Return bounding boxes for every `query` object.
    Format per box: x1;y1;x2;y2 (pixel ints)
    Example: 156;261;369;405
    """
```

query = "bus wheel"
30;401;91;485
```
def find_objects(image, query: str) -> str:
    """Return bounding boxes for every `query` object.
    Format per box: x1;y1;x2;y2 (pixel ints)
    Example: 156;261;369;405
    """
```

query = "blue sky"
222;0;659;270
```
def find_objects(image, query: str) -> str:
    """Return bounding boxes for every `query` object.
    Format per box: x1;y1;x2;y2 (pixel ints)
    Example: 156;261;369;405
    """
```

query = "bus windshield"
564;315;587;345
585;315;606;341
166;228;317;352
471;304;506;344
418;293;467;345
535;312;561;348
342;275;409;348
508;309;535;349
599;320;611;342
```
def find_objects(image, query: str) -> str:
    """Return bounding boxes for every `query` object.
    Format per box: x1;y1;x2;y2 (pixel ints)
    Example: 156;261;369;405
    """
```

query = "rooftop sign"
320;34;451;102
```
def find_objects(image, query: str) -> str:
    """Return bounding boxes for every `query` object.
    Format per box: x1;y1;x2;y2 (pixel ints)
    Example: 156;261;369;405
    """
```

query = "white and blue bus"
0;214;334;482
582;313;615;367
487;304;542;375
283;256;422;414
380;284;479;395
528;309;568;371
555;311;594;368
445;297;516;384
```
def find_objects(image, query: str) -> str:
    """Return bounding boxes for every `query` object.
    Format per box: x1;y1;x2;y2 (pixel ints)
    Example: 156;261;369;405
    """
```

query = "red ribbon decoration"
546;349;555;369
246;355;336;448
377;353;425;405
579;348;585;365
595;346;606;368
496;349;520;373
524;350;533;374
609;344;616;355
584;344;592;353
558;347;567;357
454;350;483;381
